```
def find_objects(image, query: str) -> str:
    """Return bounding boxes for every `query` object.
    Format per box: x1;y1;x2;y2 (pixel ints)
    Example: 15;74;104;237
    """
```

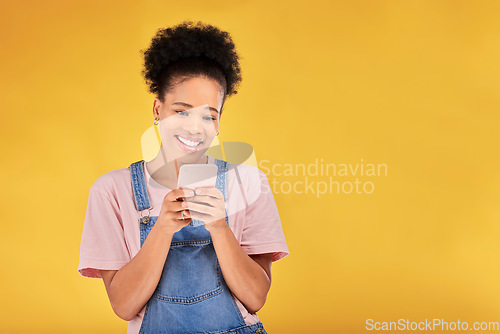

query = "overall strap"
214;158;229;201
129;160;152;211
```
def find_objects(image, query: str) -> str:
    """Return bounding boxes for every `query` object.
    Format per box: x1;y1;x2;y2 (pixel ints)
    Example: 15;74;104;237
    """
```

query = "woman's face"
153;76;224;163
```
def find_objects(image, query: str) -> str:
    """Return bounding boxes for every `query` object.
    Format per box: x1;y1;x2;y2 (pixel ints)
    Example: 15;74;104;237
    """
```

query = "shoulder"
90;166;131;197
226;163;271;203
227;162;267;183
225;161;265;178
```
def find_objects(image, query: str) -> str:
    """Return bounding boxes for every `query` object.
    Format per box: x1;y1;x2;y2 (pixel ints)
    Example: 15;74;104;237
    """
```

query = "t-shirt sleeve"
240;168;290;262
78;180;131;279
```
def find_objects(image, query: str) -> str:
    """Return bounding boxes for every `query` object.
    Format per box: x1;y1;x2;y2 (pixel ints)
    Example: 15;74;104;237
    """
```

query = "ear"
153;98;162;119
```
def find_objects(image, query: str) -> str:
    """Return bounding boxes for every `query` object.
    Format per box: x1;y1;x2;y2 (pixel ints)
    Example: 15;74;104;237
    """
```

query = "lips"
175;135;203;152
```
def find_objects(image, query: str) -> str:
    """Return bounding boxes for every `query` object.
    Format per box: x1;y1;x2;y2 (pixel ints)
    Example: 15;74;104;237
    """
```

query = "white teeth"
177;136;202;147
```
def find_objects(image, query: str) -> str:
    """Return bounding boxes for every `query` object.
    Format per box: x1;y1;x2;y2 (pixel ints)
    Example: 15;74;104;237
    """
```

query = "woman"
78;21;289;334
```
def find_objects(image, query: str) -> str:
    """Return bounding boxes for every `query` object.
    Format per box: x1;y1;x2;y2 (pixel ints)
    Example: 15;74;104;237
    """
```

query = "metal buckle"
139;207;153;224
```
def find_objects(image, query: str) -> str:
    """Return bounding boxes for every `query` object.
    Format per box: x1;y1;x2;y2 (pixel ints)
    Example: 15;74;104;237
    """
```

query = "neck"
145;147;208;189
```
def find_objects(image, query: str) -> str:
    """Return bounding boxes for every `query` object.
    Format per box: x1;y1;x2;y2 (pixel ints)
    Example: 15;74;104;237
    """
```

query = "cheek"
205;126;218;137
160;118;182;132
206;123;217;131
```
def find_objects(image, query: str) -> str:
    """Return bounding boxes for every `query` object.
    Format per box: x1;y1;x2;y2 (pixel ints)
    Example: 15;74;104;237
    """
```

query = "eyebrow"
172;102;219;114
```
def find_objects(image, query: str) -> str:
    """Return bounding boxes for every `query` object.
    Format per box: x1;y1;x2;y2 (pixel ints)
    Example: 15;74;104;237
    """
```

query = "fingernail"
182;201;188;207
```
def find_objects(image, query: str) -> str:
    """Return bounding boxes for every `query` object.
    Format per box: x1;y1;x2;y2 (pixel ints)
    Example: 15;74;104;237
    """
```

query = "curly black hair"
140;21;242;109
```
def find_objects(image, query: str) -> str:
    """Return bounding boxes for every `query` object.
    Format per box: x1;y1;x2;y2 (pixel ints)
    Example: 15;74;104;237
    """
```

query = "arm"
209;221;273;314
100;223;175;321
98;188;194;321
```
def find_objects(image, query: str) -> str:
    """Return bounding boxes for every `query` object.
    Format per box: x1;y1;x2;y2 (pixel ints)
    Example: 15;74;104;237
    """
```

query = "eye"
175;110;188;116
203;116;217;121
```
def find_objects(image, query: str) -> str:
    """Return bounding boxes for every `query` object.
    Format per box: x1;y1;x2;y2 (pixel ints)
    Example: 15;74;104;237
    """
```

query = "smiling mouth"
175;135;204;148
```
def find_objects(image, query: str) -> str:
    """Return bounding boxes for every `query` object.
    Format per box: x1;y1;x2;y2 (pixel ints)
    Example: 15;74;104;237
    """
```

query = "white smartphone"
177;164;218;190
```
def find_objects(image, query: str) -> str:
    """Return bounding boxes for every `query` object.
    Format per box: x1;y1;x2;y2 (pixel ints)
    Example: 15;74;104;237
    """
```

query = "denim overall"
129;159;268;334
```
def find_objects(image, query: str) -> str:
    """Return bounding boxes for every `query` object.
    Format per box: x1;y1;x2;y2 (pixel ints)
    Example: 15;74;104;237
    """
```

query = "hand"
185;187;227;232
156;188;195;233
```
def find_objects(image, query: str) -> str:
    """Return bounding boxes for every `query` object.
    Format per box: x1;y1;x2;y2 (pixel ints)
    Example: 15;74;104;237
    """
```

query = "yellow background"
1;0;499;333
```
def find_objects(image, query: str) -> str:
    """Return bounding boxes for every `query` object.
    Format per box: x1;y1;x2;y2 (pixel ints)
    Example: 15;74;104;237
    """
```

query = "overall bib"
129;159;268;334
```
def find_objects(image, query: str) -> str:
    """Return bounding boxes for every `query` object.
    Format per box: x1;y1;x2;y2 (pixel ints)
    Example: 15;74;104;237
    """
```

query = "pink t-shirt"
78;156;290;334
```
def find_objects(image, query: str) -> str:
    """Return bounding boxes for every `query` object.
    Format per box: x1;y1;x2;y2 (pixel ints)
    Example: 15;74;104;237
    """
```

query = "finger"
194;187;223;199
184;201;216;216
188;210;211;222
187;195;217;207
167;209;191;221
179;187;196;198
166;188;195;202
189;211;221;224
179;209;191;220
171;200;189;212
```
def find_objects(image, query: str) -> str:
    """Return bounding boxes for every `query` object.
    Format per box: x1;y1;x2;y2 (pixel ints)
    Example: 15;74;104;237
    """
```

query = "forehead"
165;76;224;111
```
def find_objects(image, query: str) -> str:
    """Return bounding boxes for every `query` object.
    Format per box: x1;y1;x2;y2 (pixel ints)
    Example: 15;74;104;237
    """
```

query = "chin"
177;150;207;163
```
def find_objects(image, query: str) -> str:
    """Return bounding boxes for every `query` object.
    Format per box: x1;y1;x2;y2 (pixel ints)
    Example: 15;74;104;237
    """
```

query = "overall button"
255;328;264;333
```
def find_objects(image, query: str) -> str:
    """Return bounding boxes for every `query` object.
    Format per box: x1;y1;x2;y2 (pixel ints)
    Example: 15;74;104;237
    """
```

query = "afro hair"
140;21;242;105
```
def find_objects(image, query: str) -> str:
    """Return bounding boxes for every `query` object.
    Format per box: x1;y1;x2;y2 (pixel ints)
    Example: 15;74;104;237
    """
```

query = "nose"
182;114;203;134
